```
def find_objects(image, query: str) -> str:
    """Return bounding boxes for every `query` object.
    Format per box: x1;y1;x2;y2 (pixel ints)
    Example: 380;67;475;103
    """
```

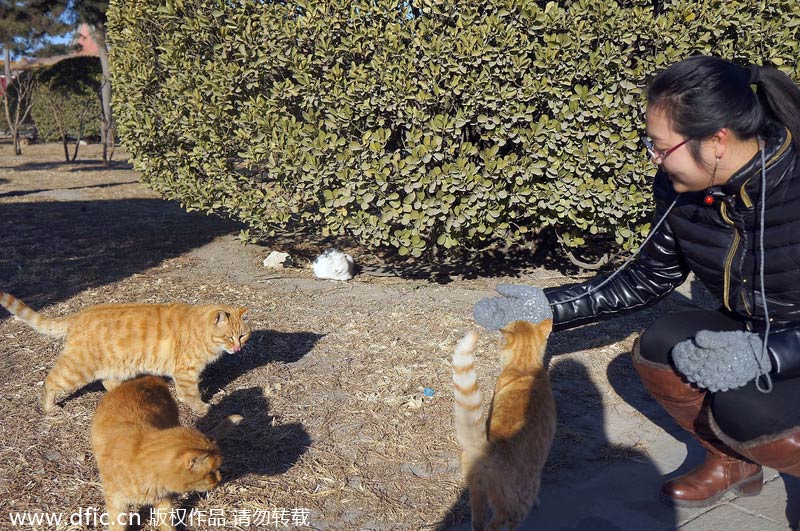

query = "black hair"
647;55;800;154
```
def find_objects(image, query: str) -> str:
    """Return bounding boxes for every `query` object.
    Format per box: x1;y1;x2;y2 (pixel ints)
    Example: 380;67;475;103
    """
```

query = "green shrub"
108;0;800;259
31;56;103;146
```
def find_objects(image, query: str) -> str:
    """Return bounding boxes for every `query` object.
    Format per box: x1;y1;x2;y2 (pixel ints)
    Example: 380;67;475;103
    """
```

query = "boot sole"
658;469;764;509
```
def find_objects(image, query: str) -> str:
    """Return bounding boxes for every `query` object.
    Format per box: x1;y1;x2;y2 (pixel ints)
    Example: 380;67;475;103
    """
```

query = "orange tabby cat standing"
91;375;241;531
452;320;557;531
0;292;251;413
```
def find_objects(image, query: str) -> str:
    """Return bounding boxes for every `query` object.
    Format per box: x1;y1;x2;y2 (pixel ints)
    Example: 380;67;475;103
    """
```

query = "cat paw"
40;402;62;414
41;389;57;413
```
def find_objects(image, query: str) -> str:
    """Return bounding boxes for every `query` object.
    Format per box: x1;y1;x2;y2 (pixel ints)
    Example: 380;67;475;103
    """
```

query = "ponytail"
752;65;800;151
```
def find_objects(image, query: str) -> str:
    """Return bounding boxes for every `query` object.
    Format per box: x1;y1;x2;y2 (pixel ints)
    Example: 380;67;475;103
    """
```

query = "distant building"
14;24;100;70
0;24;100;97
0;63;26;98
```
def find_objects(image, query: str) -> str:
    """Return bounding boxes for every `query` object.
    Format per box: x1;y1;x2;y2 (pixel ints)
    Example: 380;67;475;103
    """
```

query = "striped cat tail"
0;292;69;337
452;330;486;455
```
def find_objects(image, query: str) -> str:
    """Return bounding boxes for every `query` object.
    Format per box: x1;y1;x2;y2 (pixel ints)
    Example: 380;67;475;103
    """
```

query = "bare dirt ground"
0;142;713;530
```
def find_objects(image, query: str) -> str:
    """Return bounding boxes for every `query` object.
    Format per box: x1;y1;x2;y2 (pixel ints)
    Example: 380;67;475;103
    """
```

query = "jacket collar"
721;122;792;196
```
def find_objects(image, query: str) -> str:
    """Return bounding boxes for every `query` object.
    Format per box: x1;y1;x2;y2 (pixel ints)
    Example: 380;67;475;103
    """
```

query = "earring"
710;156;720;183
704;156;721;206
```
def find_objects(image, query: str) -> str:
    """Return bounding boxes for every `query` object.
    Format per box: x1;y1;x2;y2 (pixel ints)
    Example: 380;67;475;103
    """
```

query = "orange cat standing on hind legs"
91;375;242;531
0;292;251;414
452;320;557;531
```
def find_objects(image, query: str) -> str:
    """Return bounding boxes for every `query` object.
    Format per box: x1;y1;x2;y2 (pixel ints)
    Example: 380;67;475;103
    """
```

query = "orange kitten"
0;292;251;413
91;376;241;531
452;320;556;531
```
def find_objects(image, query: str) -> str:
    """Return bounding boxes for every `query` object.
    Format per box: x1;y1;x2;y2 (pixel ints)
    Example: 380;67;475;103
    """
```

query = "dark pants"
639;310;800;442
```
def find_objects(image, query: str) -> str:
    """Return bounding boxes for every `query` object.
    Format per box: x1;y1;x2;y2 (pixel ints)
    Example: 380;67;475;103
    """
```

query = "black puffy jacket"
544;122;800;378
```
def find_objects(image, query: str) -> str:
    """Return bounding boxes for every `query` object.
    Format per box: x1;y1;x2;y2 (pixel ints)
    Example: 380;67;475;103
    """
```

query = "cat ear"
214;311;230;326
238;308;249;321
538;319;553;336
185;449;214;471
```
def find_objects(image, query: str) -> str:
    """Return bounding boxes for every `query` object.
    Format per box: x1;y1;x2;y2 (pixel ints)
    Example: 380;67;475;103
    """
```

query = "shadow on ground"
368;243;566;283
259;229;590;283
358;242;558;283
160;387;310;529
200;387;311;483
0;159;134;172
0;180;139;199
783;474;800;529
0;199;244;307
200;330;324;402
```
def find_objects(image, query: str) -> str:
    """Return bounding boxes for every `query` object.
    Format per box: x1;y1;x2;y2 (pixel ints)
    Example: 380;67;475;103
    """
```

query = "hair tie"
748;64;761;85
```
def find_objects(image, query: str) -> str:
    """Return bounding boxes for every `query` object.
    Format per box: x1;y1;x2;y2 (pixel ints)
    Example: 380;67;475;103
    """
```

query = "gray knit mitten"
672;330;772;392
473;284;553;331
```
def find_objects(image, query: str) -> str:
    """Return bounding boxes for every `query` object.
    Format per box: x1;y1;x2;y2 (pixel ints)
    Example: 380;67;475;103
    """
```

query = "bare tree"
3;71;36;155
39;88;91;162
0;1;68;152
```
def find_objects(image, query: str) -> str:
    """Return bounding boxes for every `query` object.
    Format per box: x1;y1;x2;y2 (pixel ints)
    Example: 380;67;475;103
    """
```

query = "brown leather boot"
731;429;800;477
657;449;764;507
632;338;764;507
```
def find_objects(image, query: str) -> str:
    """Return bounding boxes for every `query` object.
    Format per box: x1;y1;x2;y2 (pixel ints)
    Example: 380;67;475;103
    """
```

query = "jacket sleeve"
764;329;800;379
544;187;690;331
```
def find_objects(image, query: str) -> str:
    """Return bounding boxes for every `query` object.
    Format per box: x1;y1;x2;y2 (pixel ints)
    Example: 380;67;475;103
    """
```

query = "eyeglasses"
642;136;690;164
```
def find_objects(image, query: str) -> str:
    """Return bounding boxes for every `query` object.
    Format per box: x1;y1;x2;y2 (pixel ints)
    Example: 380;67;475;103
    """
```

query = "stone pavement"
509;438;798;530
449;414;798;531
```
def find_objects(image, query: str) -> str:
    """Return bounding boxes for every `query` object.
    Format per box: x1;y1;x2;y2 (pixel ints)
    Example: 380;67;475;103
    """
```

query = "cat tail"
452;330;486;455
0;292;69;337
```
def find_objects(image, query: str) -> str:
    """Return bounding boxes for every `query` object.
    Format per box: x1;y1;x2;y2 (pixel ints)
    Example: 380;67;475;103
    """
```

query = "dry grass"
0;142;702;530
